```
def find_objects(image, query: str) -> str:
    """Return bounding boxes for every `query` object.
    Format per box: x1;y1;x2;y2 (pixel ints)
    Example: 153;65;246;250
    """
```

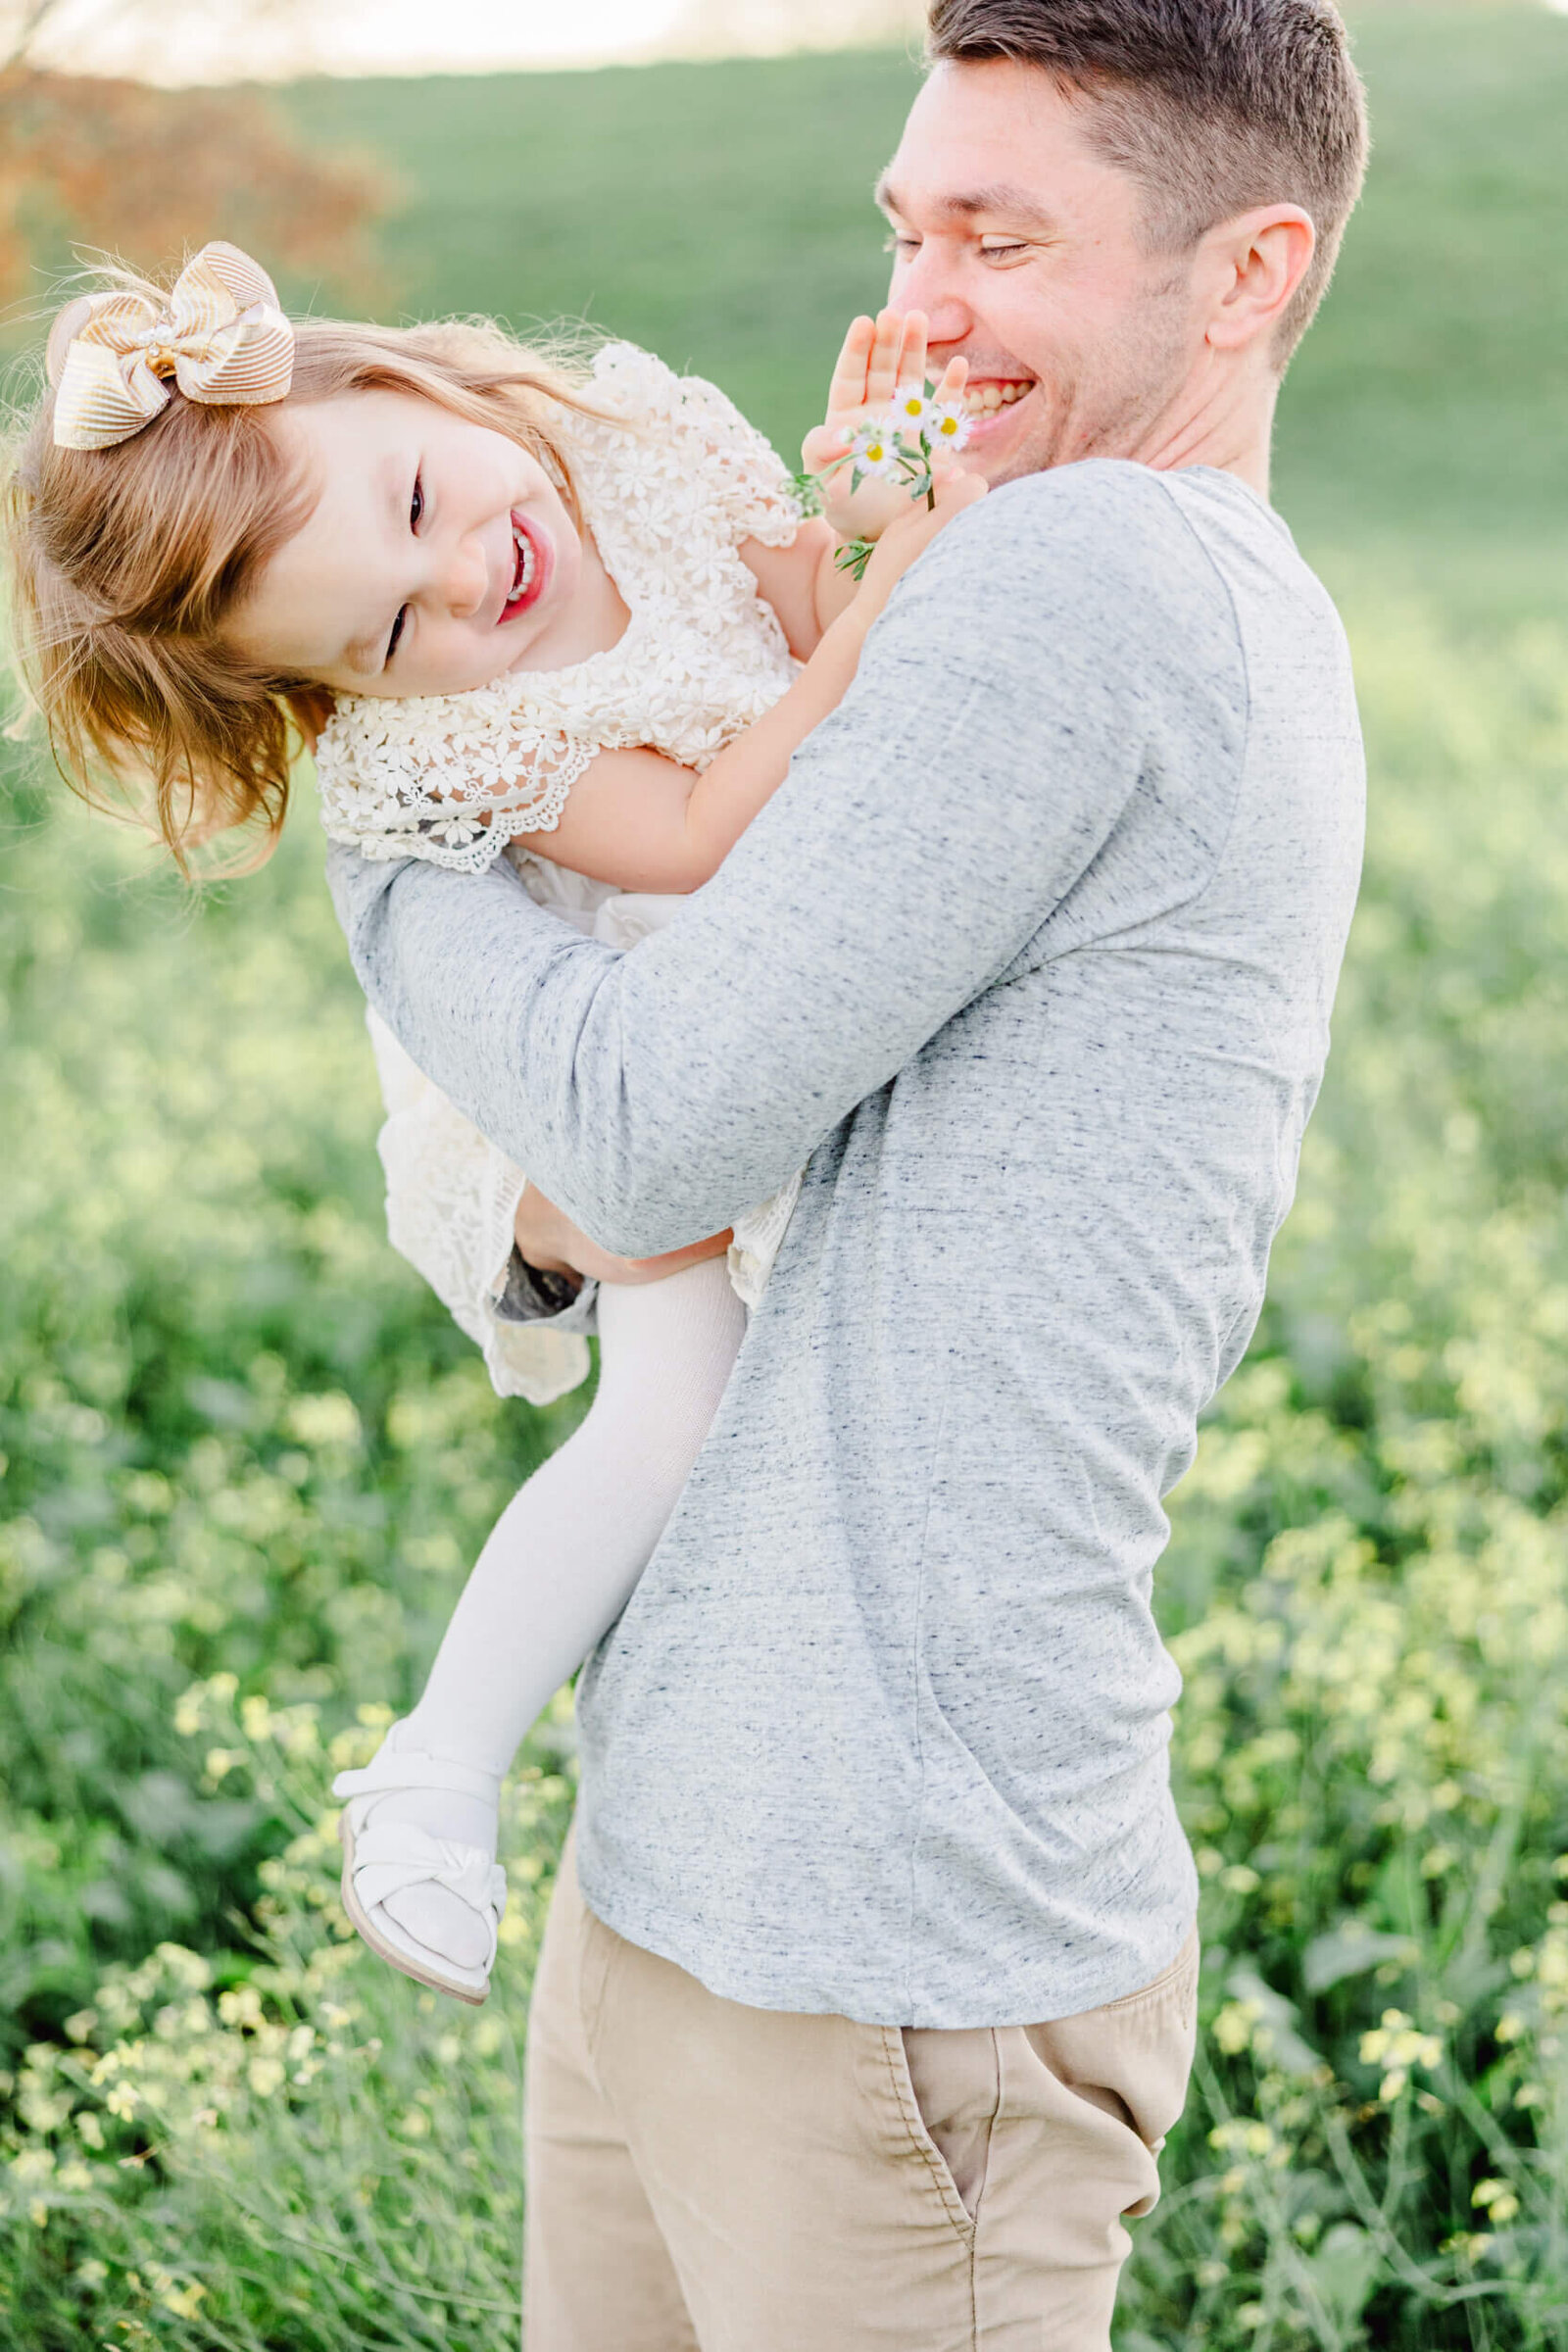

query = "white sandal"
332;1732;508;2006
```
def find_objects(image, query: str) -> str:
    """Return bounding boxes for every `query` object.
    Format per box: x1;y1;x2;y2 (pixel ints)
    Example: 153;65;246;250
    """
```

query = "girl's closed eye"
384;470;425;665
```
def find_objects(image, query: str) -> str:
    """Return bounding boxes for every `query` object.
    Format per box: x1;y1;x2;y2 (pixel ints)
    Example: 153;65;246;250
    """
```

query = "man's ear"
1202;207;1316;356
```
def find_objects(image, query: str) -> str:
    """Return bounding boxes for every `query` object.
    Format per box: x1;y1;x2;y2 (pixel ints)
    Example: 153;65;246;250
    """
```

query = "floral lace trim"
728;1172;803;1310
317;720;598;876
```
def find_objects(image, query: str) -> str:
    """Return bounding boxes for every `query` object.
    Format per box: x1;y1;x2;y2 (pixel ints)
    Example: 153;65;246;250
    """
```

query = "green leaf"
786;467;825;519
833;538;874;581
1224;1967;1323;2078
1302;1920;1418;1993
1303;2224;1382;2331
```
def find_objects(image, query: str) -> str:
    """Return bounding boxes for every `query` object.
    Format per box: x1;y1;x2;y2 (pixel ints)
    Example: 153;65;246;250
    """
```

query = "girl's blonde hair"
4;272;607;874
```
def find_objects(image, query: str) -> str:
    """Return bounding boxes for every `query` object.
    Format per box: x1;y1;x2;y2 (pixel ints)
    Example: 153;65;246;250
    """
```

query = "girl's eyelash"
384;470;423;664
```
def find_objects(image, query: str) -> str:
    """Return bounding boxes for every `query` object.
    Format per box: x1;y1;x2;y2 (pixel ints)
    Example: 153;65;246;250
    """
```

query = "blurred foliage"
0;2;389;321
1;8;1567;2348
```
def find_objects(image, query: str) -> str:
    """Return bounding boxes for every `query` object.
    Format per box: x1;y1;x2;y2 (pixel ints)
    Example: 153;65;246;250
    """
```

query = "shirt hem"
572;1858;1200;2030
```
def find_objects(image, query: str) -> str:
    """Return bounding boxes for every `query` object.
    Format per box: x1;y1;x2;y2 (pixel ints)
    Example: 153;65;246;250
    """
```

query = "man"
328;2;1369;2341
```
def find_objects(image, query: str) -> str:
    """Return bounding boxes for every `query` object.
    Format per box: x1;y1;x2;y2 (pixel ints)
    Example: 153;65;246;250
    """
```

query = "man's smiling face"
880;58;1204;484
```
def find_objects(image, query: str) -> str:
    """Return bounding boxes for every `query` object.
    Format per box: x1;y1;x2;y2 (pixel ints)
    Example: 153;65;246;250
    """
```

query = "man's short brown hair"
926;0;1369;361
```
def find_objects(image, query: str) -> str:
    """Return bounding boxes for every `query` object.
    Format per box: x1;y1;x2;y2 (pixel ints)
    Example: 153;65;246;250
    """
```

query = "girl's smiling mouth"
500;513;549;622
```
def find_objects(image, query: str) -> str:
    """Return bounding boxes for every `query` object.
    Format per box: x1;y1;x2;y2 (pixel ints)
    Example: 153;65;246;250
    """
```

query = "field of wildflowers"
2;11;1566;2347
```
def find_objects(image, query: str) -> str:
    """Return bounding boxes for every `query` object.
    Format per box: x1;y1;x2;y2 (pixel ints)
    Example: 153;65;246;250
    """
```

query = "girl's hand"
846;466;988;629
801;310;969;545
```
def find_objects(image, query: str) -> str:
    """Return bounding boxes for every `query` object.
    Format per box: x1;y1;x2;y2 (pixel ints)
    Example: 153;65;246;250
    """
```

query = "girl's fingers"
934;352;969;406
825;309;950;432
864;308;906;407
825;315;876;418
895;310;929;393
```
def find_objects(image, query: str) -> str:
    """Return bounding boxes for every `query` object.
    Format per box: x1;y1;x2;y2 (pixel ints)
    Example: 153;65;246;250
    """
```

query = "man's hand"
801;309;969;546
514;1183;733;1290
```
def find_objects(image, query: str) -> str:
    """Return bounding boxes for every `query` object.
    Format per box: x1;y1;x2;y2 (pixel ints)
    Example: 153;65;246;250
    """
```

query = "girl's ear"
46;296;102;387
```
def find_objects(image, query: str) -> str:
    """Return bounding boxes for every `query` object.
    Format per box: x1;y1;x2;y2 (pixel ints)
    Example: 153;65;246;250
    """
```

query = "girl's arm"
507;470;985;898
740;516;856;657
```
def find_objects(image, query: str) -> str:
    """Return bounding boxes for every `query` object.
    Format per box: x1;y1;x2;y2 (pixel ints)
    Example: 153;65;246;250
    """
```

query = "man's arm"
329;466;1237;1257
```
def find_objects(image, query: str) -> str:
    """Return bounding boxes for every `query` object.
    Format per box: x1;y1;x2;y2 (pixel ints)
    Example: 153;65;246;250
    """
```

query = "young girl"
6;241;983;2004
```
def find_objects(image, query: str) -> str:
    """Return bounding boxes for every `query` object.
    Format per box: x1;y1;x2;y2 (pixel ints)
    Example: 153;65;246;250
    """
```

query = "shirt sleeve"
327;464;1243;1256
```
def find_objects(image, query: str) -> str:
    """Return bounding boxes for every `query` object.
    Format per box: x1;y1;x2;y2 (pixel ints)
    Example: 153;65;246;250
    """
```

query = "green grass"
3;10;1568;2347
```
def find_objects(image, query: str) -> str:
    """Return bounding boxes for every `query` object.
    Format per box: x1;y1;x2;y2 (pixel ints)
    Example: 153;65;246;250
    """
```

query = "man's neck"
1129;363;1280;502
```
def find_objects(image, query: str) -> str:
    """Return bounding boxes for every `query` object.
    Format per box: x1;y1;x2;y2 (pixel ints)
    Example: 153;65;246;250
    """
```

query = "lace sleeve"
592;343;805;553
365;1011;592;1406
316;692;600;876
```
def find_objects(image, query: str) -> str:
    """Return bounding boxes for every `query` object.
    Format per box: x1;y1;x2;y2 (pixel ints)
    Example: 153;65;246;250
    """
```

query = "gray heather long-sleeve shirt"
327;460;1365;2026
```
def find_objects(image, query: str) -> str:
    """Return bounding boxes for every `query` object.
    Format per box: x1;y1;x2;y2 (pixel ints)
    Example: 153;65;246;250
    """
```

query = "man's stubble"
983;265;1200;486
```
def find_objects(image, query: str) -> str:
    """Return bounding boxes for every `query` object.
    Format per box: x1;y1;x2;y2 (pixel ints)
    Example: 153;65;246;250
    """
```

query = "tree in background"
0;0;389;320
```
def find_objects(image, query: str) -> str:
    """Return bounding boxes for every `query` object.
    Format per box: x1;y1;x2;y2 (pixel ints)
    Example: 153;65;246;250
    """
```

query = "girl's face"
234;389;584;698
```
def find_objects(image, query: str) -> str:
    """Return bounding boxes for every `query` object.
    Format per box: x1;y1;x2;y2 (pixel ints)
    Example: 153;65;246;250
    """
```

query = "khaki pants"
522;1833;1199;2350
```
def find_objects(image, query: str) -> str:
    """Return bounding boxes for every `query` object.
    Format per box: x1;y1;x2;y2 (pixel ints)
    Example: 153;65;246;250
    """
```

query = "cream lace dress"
315;344;807;1405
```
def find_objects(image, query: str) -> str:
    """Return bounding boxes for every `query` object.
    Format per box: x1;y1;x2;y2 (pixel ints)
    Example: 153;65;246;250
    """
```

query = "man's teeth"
509;524;537;603
963;381;1033;415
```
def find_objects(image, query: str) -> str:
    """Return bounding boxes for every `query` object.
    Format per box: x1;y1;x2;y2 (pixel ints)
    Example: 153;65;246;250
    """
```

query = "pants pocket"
892;2023;1002;2235
1022;1928;1200;2175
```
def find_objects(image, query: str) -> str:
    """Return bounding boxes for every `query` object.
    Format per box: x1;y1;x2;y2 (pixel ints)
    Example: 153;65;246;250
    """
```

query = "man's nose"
888;247;971;348
440;532;491;620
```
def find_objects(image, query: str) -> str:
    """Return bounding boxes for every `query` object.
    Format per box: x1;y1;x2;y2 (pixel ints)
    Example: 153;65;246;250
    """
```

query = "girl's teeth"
510;526;536;601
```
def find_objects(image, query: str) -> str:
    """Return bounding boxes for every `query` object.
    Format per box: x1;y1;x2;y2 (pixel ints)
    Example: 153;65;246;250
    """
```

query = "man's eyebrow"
875;174;1059;232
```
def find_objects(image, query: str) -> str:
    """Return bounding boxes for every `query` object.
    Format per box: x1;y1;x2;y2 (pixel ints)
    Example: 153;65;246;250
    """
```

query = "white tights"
374;1257;747;1970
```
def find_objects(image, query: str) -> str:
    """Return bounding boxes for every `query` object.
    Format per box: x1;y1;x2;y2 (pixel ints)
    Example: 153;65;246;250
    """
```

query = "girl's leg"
354;1257;746;1973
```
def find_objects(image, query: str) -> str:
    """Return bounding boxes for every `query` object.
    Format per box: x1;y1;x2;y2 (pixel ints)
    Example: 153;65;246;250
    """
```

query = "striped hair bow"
51;241;295;453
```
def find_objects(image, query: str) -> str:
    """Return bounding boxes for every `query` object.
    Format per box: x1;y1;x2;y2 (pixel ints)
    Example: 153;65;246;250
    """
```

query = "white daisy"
927;403;973;452
850;419;901;479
